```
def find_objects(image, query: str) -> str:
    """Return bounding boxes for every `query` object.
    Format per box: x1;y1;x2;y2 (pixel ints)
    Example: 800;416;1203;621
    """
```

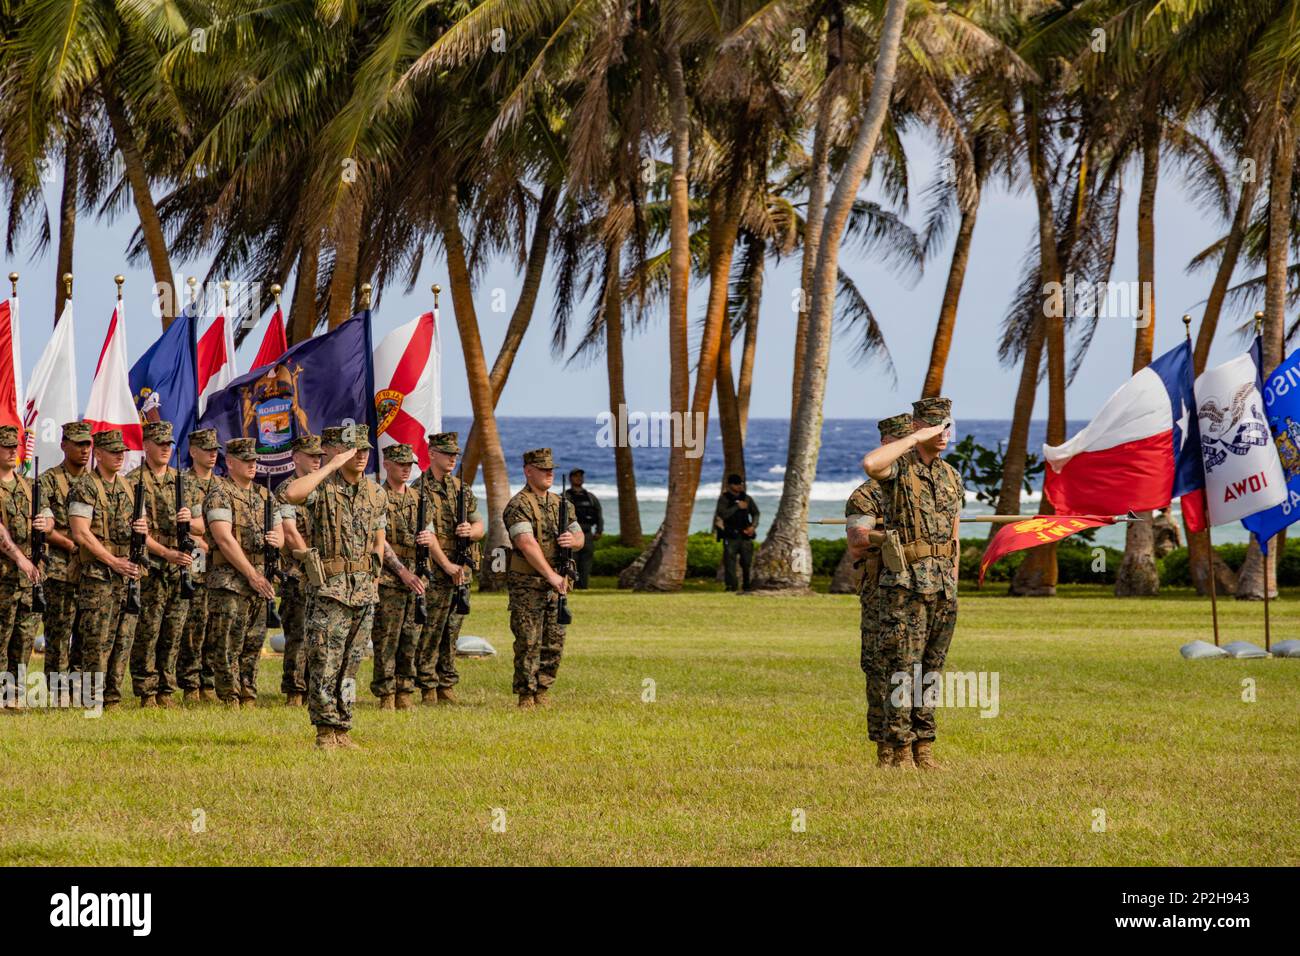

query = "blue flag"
130;306;199;467
196;311;378;481
1241;342;1300;553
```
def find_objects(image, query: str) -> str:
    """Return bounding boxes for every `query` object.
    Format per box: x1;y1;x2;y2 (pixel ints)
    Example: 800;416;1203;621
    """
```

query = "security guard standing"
713;474;758;591
177;428;220;703
130;421;198;708
845;413;911;766
504;448;582;709
67;429;148;711
372;443;426;710
276;433;323;705
203;438;283;708
861;397;963;770
281;424;386;750
563;469;602;589
37;421;92;706
0;425;51;710
413;432;483;706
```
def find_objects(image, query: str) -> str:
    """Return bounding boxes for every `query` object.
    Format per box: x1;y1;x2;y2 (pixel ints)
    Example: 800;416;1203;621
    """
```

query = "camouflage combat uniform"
505;448;579;698
277;464;317;698
846;478;888;743
203;446;280;704
415;437;479;697
176;431;222;697
38;424;90;684
129;423;198;703
372;456;421;700
302;447;385;731
68;435;142;706
0;439;41;706
876;409;964;749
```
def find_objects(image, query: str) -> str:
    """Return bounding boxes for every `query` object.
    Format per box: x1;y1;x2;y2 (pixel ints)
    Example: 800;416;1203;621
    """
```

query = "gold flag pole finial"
1182;314;1191;341
221;279;231;312
432;283;441;310
63;273;73;298
270;282;282;306
114;275;124;301
360;282;372;310
1254;310;1265;336
8;272;17;297
186;275;197;305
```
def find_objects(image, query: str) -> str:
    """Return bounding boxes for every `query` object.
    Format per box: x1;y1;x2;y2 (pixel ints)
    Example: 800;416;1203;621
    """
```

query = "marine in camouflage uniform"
0;426;46;710
413;431;483;706
129;421;198;707
203;438;283;707
276;433;323;705
845;413;912;764
38;422;94;702
504;447;583;708
67;429;148;709
280;424;385;749
176;429;221;702
371;443;429;709
865;397;964;770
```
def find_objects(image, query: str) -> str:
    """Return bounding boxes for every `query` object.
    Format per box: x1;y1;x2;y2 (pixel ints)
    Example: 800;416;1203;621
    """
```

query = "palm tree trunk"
737;236;763;442
435;190;513;591
459;183;560;483
632;40;693;590
1237;128;1292;601
288;228;323;344
921;200;978;398
54;115;81;324
1011;103;1066;596
994;319;1046;523
717;315;745;480
101;80;174;327
604;237;642;547
326;190;363;329
751;0;909;592
1116;98;1161;597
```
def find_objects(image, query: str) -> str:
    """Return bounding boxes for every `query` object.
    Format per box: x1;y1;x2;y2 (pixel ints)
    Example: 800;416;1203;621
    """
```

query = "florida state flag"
979;515;1115;584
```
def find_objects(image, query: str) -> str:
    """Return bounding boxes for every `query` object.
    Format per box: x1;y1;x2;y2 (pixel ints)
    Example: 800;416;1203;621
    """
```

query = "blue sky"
10;129;1254;425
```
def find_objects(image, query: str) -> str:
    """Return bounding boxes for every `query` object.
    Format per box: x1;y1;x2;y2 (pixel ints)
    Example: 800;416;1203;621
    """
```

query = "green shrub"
591;545;642;576
686;533;723;577
809;538;847;576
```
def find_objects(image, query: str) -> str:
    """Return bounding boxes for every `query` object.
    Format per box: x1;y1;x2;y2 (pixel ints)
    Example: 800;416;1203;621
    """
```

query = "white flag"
373;308;441;477
24;302;79;466
85;299;144;472
1195;351;1287;525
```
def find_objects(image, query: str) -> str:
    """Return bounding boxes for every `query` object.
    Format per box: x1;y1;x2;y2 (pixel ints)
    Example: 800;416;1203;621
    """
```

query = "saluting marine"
176;428;221;703
280;424;386;750
371;443;428;710
504;448;582;709
276;433;323;706
0;425;51;710
413;431;484;707
845;413;911;766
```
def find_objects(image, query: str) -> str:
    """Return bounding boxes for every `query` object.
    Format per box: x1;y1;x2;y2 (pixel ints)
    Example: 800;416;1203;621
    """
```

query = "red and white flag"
373;309;441;473
0;295;26;459
24;302;79;466
250;306;288;371
84;299;143;470
197;310;238;416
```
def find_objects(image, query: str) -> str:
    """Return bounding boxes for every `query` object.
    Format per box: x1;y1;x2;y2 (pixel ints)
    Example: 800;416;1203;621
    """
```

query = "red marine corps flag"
979;515;1116;584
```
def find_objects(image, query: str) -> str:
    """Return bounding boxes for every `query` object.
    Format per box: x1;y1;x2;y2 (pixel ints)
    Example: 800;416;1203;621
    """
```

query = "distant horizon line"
436;414;1085;422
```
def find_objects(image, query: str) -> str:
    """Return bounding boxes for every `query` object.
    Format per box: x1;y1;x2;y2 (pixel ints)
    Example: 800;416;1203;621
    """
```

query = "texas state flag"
1043;339;1206;531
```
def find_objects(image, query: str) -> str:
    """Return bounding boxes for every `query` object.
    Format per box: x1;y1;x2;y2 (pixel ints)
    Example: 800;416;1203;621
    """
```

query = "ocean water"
446;416;1249;548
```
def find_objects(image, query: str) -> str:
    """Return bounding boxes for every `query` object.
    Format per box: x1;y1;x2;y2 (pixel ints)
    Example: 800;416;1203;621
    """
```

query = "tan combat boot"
140;694;157;709
913;740;941;770
242;698;256;709
532;689;550;709
224;698;241;711
200;688;218;704
394;692;413;711
315;726;337;750
158;694;177;709
333;729;361;750
876;742;893;768
436;687;459;705
378;695;395;712
517;693;535;709
101;701;119;713
182;689;199;704
892;744;915;769
420;688;439;707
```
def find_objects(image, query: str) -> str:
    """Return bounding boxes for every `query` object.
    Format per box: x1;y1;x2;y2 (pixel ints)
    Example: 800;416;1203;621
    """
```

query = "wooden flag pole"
1186;313;1221;648
1253;310;1273;653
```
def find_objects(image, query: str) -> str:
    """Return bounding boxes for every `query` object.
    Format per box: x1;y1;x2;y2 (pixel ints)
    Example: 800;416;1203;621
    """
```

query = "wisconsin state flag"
979;515;1115;584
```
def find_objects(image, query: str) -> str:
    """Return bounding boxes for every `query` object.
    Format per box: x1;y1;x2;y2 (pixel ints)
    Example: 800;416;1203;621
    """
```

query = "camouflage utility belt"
321;556;372;577
509;550;544;575
390;544;416;563
211;550;264;570
901;539;956;563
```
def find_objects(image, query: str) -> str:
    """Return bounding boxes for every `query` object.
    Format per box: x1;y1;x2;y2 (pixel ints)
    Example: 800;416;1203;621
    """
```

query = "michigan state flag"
196;311;378;480
1242;343;1300;552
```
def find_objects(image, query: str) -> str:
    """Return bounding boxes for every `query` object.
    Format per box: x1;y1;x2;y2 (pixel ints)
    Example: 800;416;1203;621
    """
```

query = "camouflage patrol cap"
142;420;174;445
93;429;127;453
523;448;554;469
320;426;345;448
225;437;259;461
383;443;415;464
428;431;460;454
342;424;372;450
292;434;323;455
188;428;219;450
62;421;92;443
0;425;19;448
878;413;913;441
912;397;953;426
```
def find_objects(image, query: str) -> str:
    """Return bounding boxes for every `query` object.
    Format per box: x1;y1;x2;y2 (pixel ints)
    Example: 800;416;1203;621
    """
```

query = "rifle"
263;468;283;628
555;473;575;626
30;456;46;614
122;466;146;615
176;467;195;599
451;461;474;617
413;491;429;625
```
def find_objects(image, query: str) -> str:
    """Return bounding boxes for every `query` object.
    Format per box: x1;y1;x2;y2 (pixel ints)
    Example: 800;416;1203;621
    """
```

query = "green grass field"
2;582;1297;866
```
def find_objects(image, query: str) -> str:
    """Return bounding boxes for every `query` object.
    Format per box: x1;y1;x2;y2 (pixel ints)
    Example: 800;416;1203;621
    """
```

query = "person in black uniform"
714;474;758;591
563;469;603;589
